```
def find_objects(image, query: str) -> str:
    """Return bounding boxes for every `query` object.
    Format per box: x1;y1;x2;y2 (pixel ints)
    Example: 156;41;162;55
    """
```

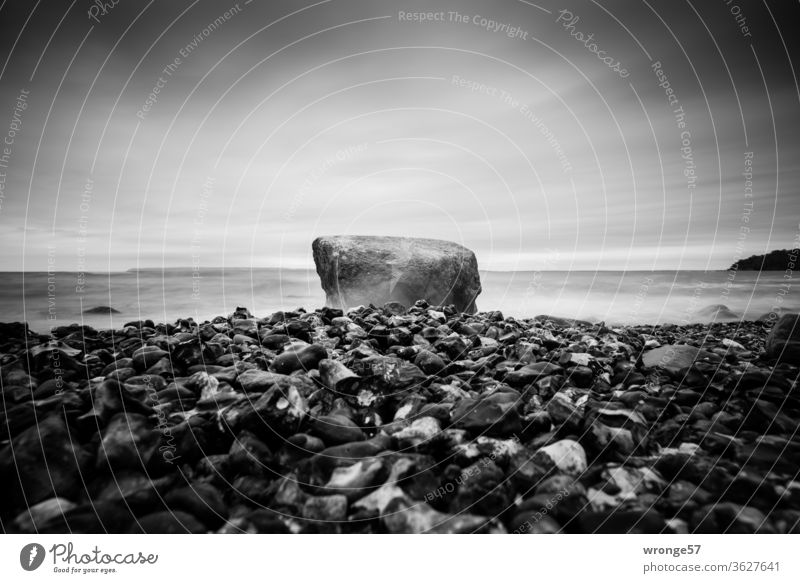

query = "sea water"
0;268;795;334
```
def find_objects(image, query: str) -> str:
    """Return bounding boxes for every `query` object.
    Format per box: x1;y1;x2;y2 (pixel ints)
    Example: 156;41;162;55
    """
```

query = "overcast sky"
0;0;798;271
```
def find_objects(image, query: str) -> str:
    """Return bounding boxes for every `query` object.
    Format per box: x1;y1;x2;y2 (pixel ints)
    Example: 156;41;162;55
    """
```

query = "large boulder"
765;313;800;364
641;344;716;377
0;416;85;510
312;236;482;314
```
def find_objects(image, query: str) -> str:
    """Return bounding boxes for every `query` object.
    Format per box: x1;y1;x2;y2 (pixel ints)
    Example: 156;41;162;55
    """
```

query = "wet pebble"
1;307;796;533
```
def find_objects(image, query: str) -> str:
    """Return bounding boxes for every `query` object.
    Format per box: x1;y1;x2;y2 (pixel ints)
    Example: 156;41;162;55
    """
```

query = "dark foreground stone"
1;307;798;533
765;313;800;365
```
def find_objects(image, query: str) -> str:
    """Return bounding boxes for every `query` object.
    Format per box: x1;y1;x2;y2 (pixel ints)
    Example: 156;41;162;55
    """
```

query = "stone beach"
1;305;799;534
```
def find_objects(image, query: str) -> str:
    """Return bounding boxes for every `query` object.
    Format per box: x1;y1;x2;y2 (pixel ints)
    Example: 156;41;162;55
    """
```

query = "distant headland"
729;249;797;271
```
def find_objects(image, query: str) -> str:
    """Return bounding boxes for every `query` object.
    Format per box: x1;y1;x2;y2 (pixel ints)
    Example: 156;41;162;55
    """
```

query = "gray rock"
13;498;77;533
76;379;154;430
509;512;561;534
131;345;169;371
312;235;482;314
228;431;275;477
764;313;800;364
321;457;388;500
532;439;587;476
505;362;563;387
393;416;441;448
452;391;522;437
695;304;739;322
0;416;84;508
96;413;161;471
129;511;206;533
691;502;774;533
311;413;365;445
164;483;228;528
449;459;513;517
271;344;328;374
414;350;446;375
641;344;716;376
319;359;361;394
533;315;593;328
578;508;667;534
302;494;349;523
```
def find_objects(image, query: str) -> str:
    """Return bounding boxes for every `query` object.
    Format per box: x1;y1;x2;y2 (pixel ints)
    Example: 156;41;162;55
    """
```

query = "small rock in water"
82;305;120;314
696;304;739;322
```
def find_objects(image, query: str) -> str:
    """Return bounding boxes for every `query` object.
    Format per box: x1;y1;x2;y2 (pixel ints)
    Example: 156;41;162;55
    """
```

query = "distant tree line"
730;249;796;270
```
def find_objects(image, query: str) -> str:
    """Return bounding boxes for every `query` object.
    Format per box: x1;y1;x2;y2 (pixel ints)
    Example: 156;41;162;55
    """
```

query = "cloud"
0;0;797;271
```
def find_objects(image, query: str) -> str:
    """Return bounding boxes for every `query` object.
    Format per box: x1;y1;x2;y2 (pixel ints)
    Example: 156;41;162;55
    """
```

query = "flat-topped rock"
83;306;120;314
312;235;482;314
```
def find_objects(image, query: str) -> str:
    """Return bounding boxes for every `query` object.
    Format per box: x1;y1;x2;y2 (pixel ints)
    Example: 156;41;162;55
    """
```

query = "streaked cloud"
0;0;797;271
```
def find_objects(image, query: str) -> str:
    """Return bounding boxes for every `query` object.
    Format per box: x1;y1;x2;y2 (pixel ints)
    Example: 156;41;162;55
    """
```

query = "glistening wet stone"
0;306;797;533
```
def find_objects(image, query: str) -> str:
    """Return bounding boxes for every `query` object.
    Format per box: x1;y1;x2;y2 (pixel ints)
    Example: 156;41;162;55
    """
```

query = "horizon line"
0;266;757;274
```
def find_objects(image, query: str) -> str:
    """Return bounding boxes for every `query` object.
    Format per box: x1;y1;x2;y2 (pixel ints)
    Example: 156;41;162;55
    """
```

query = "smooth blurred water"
480;270;796;326
0;268;795;333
